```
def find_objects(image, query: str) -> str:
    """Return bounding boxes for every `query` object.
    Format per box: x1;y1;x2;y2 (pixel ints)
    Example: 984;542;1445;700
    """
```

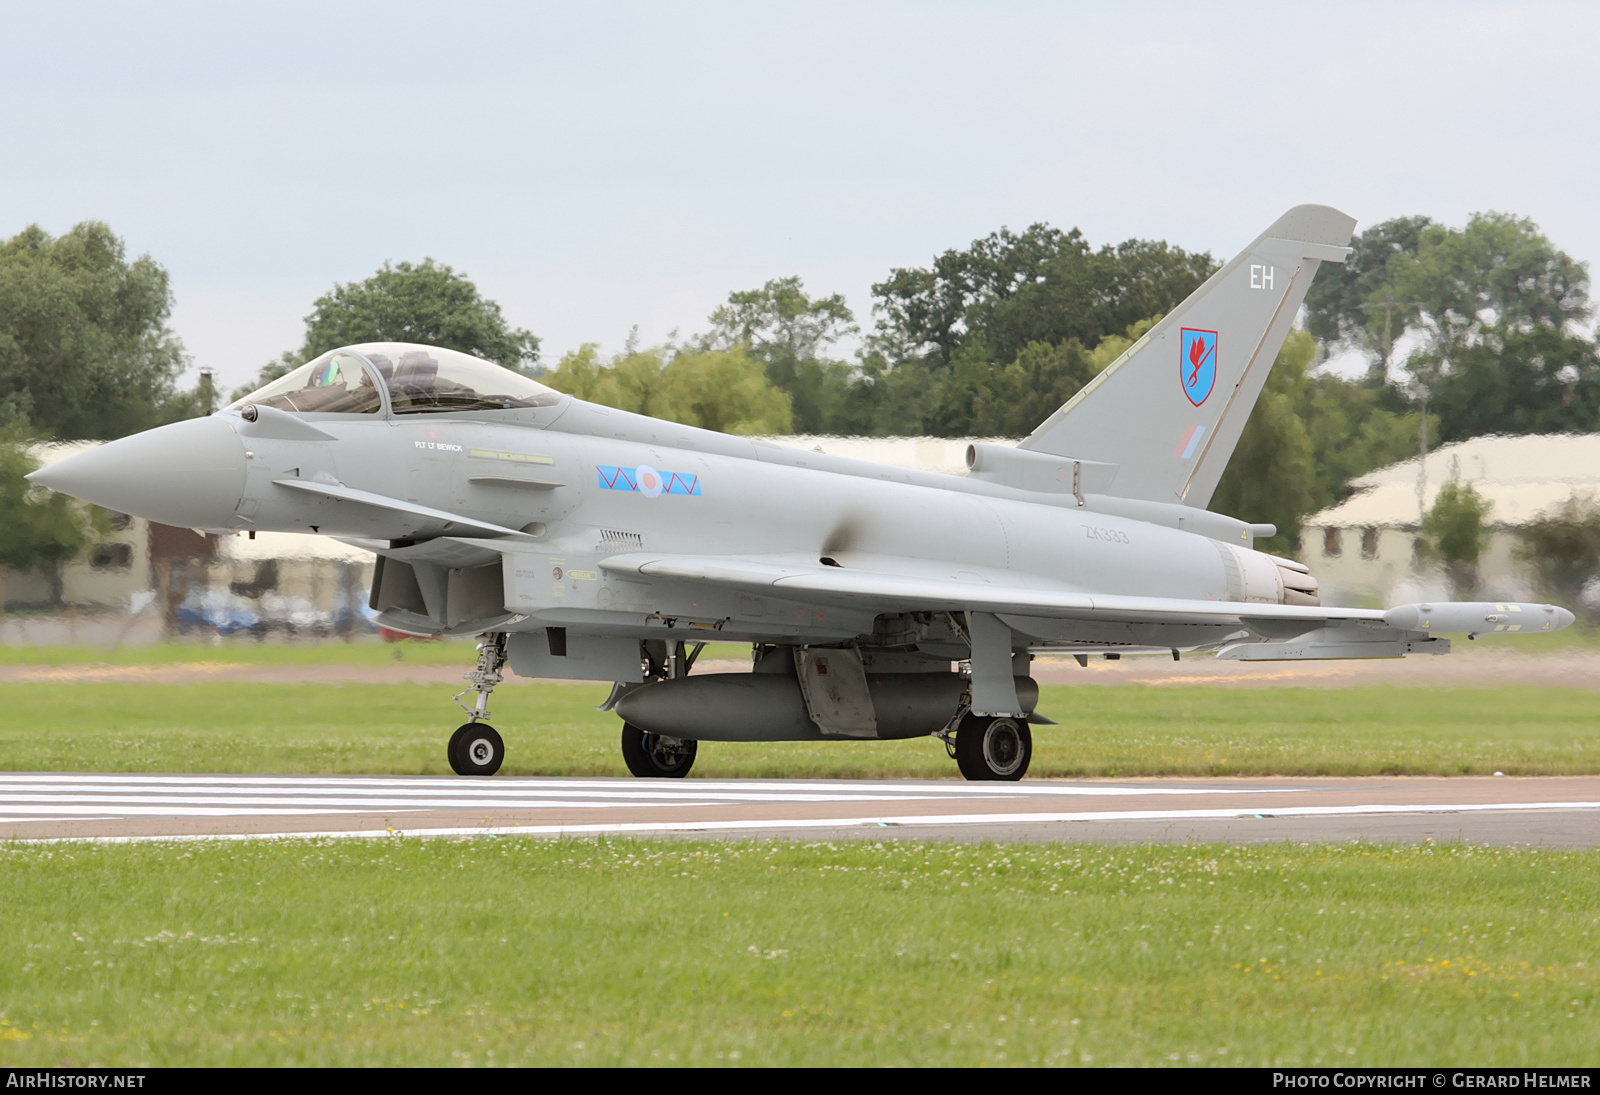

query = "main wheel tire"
954;714;1031;781
620;722;698;778
448;722;505;776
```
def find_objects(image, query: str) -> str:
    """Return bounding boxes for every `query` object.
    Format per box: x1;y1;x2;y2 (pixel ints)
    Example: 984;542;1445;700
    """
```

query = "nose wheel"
449;722;505;776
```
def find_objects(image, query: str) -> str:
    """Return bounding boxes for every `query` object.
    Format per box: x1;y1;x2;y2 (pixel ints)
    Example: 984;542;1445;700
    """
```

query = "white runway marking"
0;772;1319;821
2;773;1598;843
0;773;1315;796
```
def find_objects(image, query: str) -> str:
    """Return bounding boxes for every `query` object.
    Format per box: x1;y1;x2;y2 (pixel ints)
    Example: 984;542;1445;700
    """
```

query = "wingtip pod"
1383;602;1576;635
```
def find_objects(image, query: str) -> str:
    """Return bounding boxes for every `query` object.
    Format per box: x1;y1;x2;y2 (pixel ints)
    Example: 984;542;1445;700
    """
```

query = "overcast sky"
4;1;1597;391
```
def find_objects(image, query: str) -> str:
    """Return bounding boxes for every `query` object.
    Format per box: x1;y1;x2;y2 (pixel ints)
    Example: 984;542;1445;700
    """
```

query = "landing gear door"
507;631;645;682
794;647;878;739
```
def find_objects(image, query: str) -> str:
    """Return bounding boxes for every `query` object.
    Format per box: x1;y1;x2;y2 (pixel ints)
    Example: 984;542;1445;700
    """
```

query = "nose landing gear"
448;722;505;776
448;633;508;776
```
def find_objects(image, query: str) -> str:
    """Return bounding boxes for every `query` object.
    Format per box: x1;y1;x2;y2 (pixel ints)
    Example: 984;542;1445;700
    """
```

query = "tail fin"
1017;204;1356;507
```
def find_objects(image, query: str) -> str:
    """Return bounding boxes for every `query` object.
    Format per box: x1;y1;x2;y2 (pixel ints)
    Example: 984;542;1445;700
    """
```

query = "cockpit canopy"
225;343;563;416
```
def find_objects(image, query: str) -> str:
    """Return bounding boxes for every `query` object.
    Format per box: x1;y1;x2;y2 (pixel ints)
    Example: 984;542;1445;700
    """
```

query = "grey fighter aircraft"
30;205;1575;781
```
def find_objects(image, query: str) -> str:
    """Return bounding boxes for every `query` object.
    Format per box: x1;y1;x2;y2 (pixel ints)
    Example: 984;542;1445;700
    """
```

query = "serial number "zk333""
1082;525;1131;544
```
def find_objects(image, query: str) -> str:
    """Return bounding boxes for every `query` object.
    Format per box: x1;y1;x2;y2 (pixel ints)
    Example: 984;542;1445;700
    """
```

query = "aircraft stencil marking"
27;206;1575;782
597;465;703;496
470;449;555;465
1180;328;1218;406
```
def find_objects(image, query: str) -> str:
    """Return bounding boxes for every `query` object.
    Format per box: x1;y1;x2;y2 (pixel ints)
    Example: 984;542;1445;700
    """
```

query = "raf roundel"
1180;328;1217;407
635;464;664;498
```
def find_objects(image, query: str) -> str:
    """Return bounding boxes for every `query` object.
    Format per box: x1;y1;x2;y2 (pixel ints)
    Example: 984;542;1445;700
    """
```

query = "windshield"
226;351;384;414
356;343;563;414
227;343;564;416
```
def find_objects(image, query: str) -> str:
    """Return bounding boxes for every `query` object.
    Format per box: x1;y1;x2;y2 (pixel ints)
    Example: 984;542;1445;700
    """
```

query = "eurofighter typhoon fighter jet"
30;205;1575;780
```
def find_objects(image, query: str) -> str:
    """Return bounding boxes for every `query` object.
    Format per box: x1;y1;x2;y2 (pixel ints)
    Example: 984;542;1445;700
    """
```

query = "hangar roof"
1306;434;1600;531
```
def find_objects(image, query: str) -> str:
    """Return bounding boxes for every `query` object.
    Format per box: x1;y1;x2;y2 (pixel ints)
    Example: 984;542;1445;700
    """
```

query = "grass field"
0;680;1596;777
0;839;1594;1067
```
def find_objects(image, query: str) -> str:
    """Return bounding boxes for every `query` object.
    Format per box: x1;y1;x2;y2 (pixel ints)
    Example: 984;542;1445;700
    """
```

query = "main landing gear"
938;708;1033;781
448;633;508;776
617;639;702;777
954;713;1032;780
619;723;698;777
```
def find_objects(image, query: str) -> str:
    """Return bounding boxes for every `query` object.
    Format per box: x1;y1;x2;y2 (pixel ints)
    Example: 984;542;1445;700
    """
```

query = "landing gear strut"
449;633;507;776
616;639;702;778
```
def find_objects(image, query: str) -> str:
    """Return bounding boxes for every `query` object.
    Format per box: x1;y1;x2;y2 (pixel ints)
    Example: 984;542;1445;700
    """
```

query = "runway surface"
2;772;1598;845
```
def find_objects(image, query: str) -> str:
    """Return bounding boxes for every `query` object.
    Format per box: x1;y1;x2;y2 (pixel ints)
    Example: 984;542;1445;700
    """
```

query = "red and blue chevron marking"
596;466;703;495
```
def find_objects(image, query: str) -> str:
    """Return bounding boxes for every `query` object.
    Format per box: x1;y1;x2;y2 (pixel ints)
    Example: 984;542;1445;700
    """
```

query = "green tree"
1302;215;1435;383
704;277;856;433
544;344;791;434
871;224;1214;369
835;353;941;437
1518;494;1600;619
1389;213;1591;421
1302;212;1600;453
1419;476;1494;597
1392;213;1590;346
708;276;856;367
303;259;539;368
544;343;659;414
0;432;98;604
0;222;187;439
871;224;1083;368
164;369;222;422
1299;371;1427;513
921;336;1099;438
1423;324;1600;443
827;313;1162;440
653;348;793;435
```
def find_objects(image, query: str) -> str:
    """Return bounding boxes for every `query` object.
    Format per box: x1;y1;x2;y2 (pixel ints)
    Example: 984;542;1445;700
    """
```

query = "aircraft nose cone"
1553;606;1577;630
27;416;248;529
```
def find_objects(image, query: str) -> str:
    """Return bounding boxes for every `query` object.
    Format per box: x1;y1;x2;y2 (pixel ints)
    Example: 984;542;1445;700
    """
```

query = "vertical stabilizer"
1017;205;1356;507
